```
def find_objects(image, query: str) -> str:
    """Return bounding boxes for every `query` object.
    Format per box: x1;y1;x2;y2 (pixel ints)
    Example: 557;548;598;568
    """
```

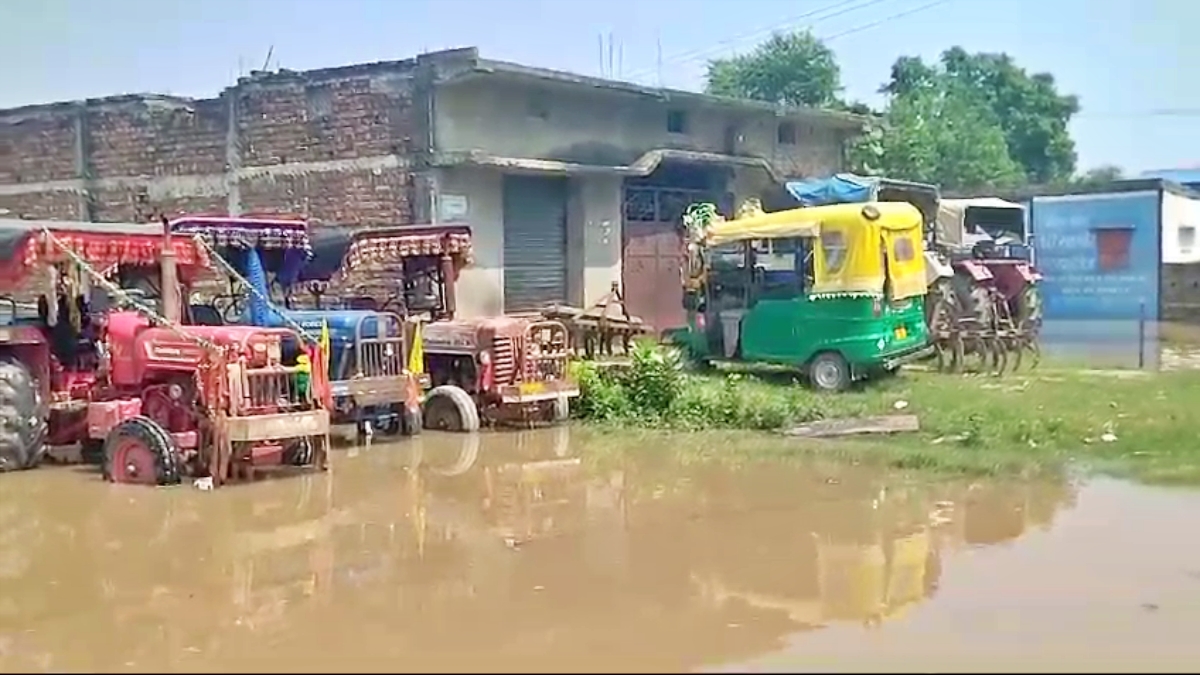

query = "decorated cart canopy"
339;224;473;274
0;218;212;285
170;215;312;288
169;215;311;253
292;224;473;286
694;202;928;301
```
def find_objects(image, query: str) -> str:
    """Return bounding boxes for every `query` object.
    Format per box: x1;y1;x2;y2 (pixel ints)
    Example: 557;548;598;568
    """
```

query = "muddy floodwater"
2;428;1199;673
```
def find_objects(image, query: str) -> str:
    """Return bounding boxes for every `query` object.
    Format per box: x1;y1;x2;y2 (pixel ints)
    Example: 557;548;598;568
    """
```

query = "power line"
821;0;955;42
621;0;898;83
1078;109;1200;119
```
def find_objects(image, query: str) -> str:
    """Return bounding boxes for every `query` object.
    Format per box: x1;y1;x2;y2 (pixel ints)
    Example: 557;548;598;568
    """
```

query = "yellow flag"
319;320;332;371
407;321;425;375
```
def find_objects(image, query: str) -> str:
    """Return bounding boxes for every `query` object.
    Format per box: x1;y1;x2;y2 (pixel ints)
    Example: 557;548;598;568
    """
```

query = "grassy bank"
572;344;1200;484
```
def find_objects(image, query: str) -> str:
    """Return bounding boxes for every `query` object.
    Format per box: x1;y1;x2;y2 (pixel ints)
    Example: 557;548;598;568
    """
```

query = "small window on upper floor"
777;121;797;145
527;91;550;121
667;109;689;135
1181;226;1196;254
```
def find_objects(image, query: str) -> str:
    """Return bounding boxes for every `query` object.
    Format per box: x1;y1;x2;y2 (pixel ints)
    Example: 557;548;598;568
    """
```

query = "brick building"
0;47;863;326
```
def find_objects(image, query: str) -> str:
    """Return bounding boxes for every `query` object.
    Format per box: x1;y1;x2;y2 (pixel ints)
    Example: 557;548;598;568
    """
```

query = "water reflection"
0;430;1077;673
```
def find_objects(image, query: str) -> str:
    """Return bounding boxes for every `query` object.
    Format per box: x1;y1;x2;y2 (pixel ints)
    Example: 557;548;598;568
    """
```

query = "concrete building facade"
0;47;862;328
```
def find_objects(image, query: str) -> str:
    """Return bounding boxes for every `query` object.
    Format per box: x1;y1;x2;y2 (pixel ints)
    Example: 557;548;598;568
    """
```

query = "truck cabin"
935;198;1029;259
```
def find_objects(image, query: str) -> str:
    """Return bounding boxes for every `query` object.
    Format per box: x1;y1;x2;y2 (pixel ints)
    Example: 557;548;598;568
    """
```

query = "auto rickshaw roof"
0;218;212;286
703;201;923;247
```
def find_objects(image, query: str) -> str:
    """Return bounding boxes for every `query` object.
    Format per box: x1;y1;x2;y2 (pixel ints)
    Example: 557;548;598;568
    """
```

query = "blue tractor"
171;215;424;438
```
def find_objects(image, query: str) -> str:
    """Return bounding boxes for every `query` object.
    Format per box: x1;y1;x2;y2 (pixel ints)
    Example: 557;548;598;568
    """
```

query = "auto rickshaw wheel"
809;352;851;392
422;385;480;433
102;416;181;486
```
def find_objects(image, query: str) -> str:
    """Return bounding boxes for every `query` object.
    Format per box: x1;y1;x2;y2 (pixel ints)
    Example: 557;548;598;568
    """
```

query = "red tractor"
300;224;580;432
0;218;333;486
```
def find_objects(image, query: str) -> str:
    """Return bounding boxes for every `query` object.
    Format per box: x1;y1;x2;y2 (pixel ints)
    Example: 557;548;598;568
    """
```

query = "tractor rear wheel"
0;359;47;473
925;278;958;333
102;416;181;486
422;385;480;433
1013;285;1044;331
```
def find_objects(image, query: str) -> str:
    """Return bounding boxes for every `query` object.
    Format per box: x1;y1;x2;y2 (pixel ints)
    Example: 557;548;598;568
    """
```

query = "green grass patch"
571;343;1200;485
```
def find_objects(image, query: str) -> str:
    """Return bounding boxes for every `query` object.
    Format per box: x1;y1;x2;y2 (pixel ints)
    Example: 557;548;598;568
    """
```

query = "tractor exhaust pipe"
159;215;181;324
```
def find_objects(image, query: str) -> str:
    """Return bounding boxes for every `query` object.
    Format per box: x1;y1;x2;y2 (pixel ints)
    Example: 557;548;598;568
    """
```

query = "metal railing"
232;365;313;416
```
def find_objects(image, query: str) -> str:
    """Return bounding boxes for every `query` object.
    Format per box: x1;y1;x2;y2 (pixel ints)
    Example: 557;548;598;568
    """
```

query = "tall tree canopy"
703;33;1085;191
850;83;1024;191
881;47;1081;185
705;31;841;107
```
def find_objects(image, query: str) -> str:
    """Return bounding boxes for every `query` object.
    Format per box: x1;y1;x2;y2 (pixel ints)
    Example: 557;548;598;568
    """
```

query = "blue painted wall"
1031;190;1161;321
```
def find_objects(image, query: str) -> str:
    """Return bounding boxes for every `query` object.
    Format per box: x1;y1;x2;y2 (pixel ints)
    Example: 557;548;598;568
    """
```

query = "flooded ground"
0;428;1198;672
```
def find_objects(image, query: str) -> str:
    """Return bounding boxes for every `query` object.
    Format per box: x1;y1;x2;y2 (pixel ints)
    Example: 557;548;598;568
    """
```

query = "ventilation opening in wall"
305;86;334;122
527;91;550;121
667;109;688;135
777;121;797;145
1181;226;1196;255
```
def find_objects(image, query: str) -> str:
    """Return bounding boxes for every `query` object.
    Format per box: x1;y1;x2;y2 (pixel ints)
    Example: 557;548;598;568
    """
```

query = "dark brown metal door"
622;186;705;333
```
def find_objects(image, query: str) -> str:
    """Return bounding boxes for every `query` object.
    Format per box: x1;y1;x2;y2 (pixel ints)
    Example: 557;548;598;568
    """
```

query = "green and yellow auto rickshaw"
668;200;934;391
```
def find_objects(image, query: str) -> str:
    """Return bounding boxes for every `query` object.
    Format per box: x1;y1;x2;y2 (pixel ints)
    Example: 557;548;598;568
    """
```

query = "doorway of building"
622;165;726;333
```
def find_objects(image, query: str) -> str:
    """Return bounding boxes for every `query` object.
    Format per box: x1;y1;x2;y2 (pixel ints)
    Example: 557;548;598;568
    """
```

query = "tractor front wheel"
102;416;181;486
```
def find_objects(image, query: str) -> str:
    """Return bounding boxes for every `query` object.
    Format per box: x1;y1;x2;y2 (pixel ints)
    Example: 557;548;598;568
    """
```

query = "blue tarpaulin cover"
784;173;879;207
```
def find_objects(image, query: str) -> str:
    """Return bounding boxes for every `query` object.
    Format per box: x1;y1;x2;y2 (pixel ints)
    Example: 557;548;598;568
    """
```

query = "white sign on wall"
439;194;469;222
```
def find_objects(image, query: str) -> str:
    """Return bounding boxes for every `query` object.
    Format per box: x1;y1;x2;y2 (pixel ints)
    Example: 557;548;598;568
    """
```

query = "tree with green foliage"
849;83;1024;191
1071;164;1125;187
879;47;1081;185
705;31;841;107
703;32;1082;191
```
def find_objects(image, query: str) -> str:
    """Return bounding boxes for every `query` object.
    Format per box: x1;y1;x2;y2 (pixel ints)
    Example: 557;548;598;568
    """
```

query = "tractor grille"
358;337;407;378
492;337;516;385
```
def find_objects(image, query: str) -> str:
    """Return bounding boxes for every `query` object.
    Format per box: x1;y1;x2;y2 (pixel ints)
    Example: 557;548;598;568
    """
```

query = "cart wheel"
809;352;851;392
422;385;480;433
103;416;181;486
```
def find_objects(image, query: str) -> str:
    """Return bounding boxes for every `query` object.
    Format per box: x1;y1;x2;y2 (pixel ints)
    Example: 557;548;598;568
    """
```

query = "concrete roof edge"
444;57;866;129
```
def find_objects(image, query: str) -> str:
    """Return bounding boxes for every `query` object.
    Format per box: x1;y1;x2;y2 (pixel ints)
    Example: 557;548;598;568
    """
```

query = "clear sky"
1;0;1192;175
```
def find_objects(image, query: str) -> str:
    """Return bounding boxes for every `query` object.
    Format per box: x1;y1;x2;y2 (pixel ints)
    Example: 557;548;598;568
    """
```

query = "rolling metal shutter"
502;175;568;312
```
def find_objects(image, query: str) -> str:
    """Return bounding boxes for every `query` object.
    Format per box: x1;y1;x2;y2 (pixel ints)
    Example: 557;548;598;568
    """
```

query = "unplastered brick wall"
0;61;422;226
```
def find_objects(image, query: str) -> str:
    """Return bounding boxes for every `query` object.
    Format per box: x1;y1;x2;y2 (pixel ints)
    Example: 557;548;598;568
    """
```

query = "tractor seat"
189;304;225;326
